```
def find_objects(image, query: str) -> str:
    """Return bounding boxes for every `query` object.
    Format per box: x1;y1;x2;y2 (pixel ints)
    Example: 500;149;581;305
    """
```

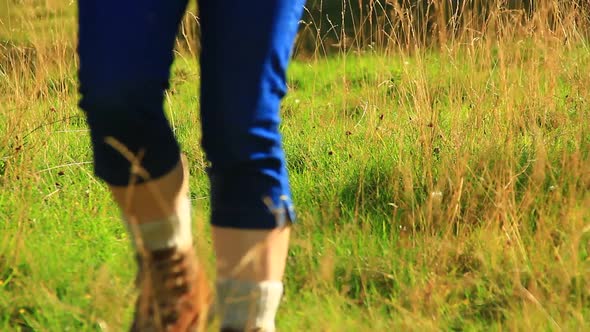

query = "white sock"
216;279;284;332
125;196;193;251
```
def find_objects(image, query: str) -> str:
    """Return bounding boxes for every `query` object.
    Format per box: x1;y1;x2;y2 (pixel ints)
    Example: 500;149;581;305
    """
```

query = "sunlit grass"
1;0;589;330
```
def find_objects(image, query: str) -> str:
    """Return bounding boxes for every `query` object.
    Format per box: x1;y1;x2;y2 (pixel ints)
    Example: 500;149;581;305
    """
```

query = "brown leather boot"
130;246;211;332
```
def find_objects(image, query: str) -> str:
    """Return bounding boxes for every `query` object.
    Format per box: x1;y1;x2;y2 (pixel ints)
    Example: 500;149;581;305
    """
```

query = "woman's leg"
198;1;305;330
78;1;210;330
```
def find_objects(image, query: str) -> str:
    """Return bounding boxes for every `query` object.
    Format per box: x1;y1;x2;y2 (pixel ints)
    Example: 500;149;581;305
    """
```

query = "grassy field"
1;1;590;331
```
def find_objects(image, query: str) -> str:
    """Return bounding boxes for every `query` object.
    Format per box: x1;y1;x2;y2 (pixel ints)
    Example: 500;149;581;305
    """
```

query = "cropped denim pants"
77;0;305;229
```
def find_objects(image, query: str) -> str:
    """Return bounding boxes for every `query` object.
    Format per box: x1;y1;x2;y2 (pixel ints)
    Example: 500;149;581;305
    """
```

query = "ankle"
216;278;284;332
125;195;193;251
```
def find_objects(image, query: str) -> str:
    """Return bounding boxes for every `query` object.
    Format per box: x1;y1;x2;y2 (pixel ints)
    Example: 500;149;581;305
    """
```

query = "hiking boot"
130;246;211;332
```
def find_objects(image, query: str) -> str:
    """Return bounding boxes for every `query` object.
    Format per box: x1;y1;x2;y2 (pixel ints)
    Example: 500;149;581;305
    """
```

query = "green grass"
2;1;590;331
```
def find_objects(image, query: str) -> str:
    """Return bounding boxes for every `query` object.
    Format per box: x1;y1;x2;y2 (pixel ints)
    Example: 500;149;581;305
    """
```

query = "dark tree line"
297;0;589;54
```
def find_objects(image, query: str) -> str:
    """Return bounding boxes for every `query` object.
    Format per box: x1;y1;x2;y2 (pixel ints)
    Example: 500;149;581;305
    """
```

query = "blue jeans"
77;0;305;229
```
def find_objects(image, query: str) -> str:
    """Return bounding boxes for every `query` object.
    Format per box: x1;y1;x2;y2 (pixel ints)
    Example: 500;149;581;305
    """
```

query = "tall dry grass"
1;0;589;330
